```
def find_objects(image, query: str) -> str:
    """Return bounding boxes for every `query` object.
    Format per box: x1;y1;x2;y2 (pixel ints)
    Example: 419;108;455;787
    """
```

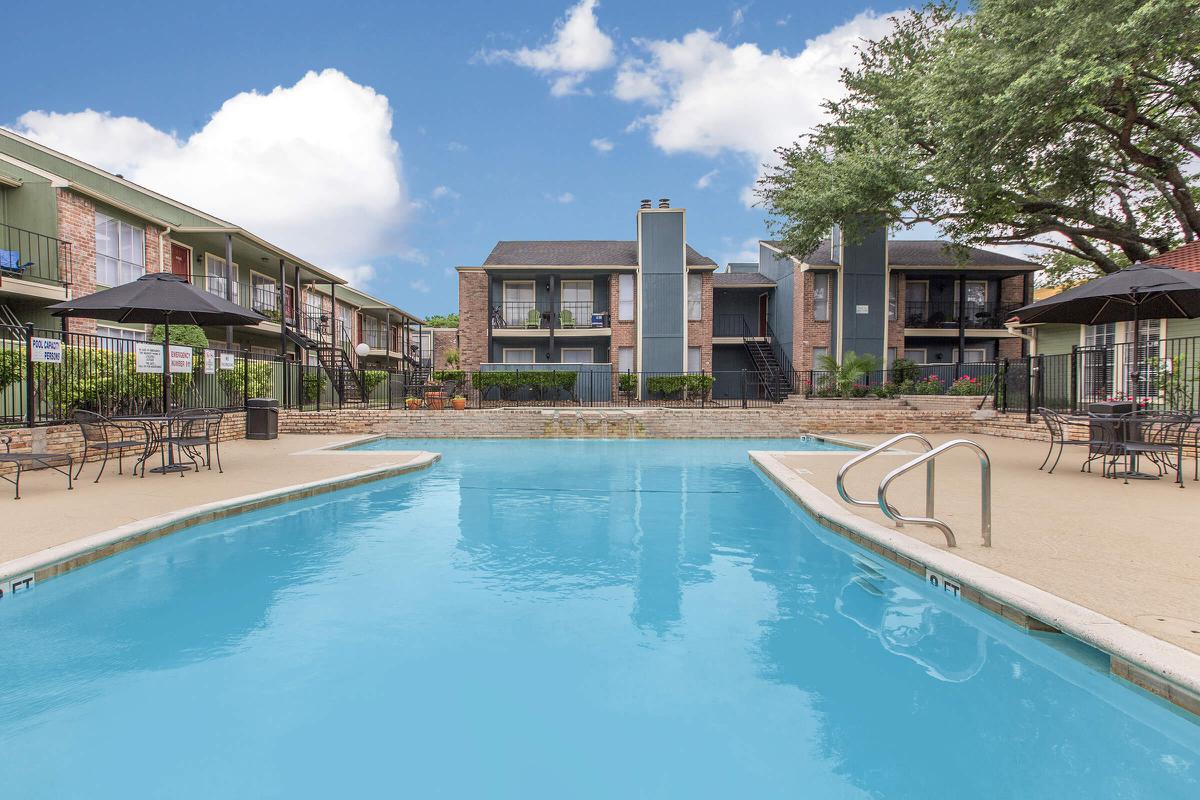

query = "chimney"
658;198;670;208
640;198;652;209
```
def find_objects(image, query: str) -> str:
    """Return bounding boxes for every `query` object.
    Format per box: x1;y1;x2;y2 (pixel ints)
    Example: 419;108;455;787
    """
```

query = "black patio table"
113;415;193;476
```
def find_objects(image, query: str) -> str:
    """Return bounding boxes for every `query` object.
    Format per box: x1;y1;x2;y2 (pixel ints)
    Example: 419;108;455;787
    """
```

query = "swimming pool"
2;437;1197;797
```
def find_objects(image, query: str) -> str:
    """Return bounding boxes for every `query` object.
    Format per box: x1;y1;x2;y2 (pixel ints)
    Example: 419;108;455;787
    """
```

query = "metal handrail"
836;433;934;527
877;439;992;548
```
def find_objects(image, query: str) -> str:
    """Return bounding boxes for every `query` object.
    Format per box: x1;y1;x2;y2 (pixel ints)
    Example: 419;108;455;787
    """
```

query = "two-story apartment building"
0;129;423;398
718;231;1037;378
457;198;717;381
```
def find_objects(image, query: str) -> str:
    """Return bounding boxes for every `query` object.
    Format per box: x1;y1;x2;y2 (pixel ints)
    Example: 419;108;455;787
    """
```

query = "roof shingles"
764;238;1035;268
484;240;716;268
1147;241;1200;273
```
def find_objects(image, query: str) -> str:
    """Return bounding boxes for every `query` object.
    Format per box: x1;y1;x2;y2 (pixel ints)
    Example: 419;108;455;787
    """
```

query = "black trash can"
245;398;279;440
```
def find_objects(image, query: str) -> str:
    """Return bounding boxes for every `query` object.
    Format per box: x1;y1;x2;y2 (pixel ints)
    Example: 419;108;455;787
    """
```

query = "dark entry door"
758;293;768;337
170;243;190;281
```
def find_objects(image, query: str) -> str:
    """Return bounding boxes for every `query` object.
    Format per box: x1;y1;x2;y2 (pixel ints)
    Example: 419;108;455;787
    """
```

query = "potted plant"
405;395;422;410
426;391;446;410
451;395;467;410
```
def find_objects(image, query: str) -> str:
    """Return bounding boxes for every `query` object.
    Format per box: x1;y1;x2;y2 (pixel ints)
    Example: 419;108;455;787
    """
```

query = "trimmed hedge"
645;374;714;399
471;370;577;395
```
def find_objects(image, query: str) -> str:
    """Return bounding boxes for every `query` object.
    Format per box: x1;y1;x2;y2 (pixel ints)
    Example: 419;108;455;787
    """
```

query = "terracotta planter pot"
425;391;447;410
451;397;467;411
405;399;421;410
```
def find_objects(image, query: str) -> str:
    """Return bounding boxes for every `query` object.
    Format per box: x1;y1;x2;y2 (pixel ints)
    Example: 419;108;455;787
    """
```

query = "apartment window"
687;273;702;321
561;347;593;364
337;304;354;341
503;280;536;326
954;280;989;318
813;346;830;366
952;348;987;364
886;347;898;368
204;253;239;303
904;348;927;364
687;346;701;373
1135;318;1161;394
618;274;635;321
888;280;898;321
251;273;277;314
502;348;535;364
813;273;830;322
94;324;149;350
95;212;145;287
617;346;633;373
561;280;593;326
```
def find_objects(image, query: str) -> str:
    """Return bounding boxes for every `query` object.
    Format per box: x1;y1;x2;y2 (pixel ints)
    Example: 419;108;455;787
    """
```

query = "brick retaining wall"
1;412;246;477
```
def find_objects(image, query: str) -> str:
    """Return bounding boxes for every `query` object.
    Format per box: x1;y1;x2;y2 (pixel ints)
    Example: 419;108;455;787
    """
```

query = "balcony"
492;301;610;331
0;222;73;293
904;301;1020;330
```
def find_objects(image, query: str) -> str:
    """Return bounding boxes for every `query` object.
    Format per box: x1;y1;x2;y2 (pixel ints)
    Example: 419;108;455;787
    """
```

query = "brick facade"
458;269;489;370
794;270;833;373
609;272;636;372
886;271;905;363
686;270;713;373
56;189;97;333
431;327;459;369
997;274;1027;360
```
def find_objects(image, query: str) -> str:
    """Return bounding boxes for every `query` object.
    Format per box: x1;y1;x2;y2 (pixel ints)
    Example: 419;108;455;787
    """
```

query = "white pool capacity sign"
29;337;62;363
220;352;236;370
204;349;216;374
135;342;164;373
168;345;193;374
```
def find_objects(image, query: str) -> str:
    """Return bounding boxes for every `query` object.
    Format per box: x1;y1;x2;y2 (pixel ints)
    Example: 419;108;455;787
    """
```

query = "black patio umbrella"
1012;262;1200;400
47;272;267;412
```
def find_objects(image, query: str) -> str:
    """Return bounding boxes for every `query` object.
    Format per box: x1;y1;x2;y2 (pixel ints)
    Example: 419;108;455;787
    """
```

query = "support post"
1025;355;1034;424
957;277;967;377
224;233;234;349
24;323;35;427
1069;344;1079;415
741;369;747;409
242;347;250;412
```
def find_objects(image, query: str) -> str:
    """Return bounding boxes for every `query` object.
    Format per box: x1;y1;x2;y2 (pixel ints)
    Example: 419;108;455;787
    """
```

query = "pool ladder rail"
835;434;992;548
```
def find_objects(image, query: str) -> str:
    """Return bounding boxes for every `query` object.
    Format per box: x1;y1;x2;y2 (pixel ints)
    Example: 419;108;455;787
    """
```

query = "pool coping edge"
0;450;441;591
749;449;1200;717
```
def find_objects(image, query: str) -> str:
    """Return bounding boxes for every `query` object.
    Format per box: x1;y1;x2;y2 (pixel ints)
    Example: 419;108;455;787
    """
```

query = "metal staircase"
742;319;794;402
0;303;22;329
296;311;365;403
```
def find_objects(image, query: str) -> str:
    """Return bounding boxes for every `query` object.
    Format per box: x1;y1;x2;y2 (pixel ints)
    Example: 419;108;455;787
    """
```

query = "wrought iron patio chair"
72;410;149;483
171;408;224;473
0;434;73;499
1120;412;1189;487
1036;407;1109;474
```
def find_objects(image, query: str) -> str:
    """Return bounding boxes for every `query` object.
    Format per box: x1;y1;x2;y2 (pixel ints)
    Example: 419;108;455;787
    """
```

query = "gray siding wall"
839;227;887;361
640;211;685;372
712;288;764;335
759;244;796;367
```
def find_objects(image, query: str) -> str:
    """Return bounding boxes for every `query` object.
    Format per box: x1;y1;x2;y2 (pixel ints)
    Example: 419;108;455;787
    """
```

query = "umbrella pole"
163;320;171;414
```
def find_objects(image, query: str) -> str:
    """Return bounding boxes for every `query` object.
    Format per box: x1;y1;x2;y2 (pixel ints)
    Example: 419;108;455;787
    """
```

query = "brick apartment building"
456;199;1038;401
0;129;424;401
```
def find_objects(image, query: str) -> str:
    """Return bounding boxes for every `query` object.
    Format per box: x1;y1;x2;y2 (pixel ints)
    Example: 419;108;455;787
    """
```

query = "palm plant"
815;351;878;399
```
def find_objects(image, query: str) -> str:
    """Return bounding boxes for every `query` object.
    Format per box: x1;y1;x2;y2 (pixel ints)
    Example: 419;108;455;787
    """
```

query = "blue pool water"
2;437;1198;798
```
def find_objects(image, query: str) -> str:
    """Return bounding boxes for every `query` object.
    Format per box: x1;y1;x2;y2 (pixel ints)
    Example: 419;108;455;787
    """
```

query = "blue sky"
3;0;905;317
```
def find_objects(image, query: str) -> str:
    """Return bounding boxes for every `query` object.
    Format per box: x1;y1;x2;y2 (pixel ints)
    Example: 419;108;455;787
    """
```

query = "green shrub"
218;359;274;403
948;375;988;396
302;371;326;403
150;324;210;350
618;373;637;393
871;382;899;399
913;375;944;395
645;374;714;399
0;349;22;388
890;357;920;384
361;369;387;396
469;370;576;398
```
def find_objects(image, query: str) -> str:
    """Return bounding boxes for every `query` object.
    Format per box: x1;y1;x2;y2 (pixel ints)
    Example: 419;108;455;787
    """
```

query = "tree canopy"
424;313;459;328
758;0;1200;278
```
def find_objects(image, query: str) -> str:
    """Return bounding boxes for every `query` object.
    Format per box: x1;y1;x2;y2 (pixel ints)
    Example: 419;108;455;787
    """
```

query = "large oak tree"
758;0;1200;280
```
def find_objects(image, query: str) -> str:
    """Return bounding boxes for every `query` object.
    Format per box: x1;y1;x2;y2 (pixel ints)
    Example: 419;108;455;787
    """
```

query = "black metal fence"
999;335;1200;420
1;323;284;426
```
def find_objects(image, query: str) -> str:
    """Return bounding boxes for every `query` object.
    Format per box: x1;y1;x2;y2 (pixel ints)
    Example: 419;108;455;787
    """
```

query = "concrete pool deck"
766;433;1200;657
1;434;428;566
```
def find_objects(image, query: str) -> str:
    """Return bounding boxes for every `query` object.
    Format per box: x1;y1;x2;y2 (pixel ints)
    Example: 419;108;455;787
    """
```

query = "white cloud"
552;191;575;204
612;12;897;201
431;185;460;200
718;236;762;266
11;69;410;285
447;141;468;152
730;6;747;29
481;0;615;96
695;169;719;189
410;279;431;293
590;137;614;153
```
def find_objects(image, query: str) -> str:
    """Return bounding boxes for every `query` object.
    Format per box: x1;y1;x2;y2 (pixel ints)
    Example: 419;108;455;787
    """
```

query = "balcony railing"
0;222;73;287
903;301;1020;329
491;301;610;330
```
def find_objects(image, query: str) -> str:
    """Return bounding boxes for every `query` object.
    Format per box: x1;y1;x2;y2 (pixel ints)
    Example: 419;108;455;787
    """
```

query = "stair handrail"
836;433;934;527
876;439;992;548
